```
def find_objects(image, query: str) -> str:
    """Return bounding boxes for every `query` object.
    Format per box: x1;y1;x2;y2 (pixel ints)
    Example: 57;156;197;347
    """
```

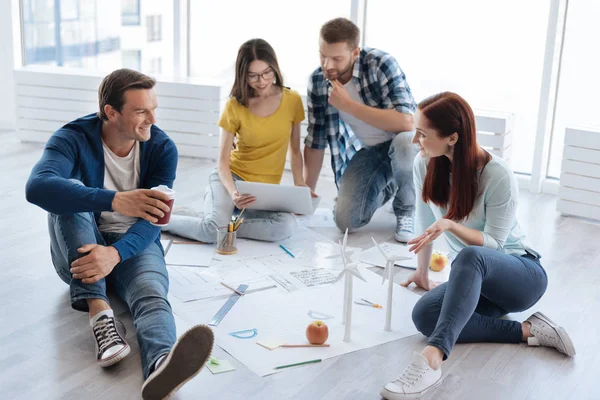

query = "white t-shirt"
98;141;141;233
337;80;395;147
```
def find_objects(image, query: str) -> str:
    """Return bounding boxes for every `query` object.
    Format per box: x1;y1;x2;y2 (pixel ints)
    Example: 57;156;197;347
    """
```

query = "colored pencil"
279;244;295;258
274;359;322;369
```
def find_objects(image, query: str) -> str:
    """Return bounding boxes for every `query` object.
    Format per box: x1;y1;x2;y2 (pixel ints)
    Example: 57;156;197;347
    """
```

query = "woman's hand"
408;219;454;254
297;183;319;198
231;191;256;208
400;271;439;291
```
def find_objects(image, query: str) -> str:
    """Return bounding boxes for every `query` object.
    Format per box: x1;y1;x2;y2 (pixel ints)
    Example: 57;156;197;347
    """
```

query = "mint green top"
413;152;534;257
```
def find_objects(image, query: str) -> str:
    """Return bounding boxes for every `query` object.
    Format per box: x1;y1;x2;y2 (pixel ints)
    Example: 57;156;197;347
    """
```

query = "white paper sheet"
167;264;279;303
295;208;335;228
173;266;421;377
207;359;236;374
165;242;216;267
277;227;353;269
213;226;339;267
167;227;355;302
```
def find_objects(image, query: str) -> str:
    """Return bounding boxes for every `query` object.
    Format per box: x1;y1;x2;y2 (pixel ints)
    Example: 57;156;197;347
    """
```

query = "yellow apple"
306;320;329;345
430;252;448;272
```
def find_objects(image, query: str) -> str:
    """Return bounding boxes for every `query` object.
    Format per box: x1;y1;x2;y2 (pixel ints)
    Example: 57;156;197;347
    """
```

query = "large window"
146;15;161;42
189;0;350;90
122;49;141;71
547;0;600;178
19;0;595;191
149;57;162;74
21;0;173;75
22;0;121;69
365;0;551;174
121;0;140;26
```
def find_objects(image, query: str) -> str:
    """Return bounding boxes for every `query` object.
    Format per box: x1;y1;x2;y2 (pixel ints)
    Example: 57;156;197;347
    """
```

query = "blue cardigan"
26;113;178;262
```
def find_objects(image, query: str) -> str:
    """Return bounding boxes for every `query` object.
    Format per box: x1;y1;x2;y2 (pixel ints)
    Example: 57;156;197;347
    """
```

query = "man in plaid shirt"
304;18;418;242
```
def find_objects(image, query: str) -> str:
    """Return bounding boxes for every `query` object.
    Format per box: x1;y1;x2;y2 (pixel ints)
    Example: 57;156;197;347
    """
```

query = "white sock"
154;354;167;371
90;309;114;327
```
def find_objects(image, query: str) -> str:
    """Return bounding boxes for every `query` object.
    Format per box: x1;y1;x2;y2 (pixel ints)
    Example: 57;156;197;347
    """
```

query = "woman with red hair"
381;92;575;400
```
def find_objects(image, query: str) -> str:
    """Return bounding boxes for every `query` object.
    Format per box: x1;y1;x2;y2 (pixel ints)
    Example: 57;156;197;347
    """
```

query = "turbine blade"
348;264;367;282
334;269;347;283
371;237;389;261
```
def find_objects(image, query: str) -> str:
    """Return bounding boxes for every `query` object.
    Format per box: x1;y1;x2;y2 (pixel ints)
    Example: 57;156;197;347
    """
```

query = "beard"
324;58;354;81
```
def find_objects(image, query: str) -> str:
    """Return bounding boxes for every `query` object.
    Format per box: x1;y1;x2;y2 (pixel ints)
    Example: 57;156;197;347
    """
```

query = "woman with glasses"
163;38;308;243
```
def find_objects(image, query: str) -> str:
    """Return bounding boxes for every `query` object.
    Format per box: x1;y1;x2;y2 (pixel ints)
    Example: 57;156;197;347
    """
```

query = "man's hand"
327;79;354;112
70;244;121;284
112;189;171;223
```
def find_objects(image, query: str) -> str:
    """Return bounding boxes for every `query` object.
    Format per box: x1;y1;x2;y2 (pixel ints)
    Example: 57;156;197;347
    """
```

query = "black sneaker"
91;314;130;367
141;325;214;400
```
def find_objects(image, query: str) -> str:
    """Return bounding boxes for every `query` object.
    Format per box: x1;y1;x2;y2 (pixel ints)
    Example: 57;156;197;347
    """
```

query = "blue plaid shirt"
305;48;417;184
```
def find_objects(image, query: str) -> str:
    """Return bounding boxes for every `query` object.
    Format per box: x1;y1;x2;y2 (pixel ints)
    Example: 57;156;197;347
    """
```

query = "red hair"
419;92;489;221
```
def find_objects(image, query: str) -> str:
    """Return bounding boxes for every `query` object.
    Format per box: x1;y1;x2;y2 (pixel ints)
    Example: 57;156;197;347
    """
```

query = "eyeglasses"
247;69;275;83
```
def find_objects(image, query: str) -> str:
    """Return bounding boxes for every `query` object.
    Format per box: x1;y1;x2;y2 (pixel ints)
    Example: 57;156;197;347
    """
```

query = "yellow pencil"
234;217;244;231
235;208;246;224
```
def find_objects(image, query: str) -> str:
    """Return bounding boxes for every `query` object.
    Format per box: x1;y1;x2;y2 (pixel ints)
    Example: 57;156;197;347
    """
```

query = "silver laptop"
235;181;320;215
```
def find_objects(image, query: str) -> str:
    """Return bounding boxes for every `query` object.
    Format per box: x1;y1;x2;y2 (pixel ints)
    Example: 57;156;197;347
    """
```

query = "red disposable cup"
150;185;175;226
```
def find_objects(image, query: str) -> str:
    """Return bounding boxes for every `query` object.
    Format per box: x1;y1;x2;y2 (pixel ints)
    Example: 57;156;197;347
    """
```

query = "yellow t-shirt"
218;88;305;184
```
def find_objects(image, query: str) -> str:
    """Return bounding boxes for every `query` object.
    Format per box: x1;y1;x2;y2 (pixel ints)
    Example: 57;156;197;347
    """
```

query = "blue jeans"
334;131;418;231
164;169;297;243
48;210;176;379
412;246;548;359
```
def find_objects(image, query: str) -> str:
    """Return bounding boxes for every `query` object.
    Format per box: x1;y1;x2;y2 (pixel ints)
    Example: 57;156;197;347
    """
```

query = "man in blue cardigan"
26;69;213;399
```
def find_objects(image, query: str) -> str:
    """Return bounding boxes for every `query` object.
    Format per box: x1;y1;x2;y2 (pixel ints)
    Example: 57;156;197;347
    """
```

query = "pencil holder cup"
216;226;237;255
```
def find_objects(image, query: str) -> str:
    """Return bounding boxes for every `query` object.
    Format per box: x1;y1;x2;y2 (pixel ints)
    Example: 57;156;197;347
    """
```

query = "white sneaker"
381;352;442;400
394;215;414;243
90;310;130;368
525;311;576;356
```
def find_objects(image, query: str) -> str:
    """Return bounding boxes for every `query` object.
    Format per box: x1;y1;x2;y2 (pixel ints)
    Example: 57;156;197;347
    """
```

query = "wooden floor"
2;130;600;400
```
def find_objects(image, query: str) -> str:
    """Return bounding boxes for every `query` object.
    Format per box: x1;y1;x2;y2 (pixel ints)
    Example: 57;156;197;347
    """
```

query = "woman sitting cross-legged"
380;92;575;400
163;38;311;243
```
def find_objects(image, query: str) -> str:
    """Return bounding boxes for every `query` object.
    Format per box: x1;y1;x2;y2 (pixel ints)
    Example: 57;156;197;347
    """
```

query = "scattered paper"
290;268;338;287
165;242;216;267
168;265;278;303
207;359;236;374
175;266;421;377
295;208;335;228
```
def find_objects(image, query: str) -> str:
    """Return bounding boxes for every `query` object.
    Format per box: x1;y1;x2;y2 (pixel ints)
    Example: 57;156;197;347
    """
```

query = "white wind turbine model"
371;237;412;332
334;229;366;342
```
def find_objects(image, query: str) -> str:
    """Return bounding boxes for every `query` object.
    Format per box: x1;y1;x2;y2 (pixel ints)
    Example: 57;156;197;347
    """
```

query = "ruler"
208;284;249;326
